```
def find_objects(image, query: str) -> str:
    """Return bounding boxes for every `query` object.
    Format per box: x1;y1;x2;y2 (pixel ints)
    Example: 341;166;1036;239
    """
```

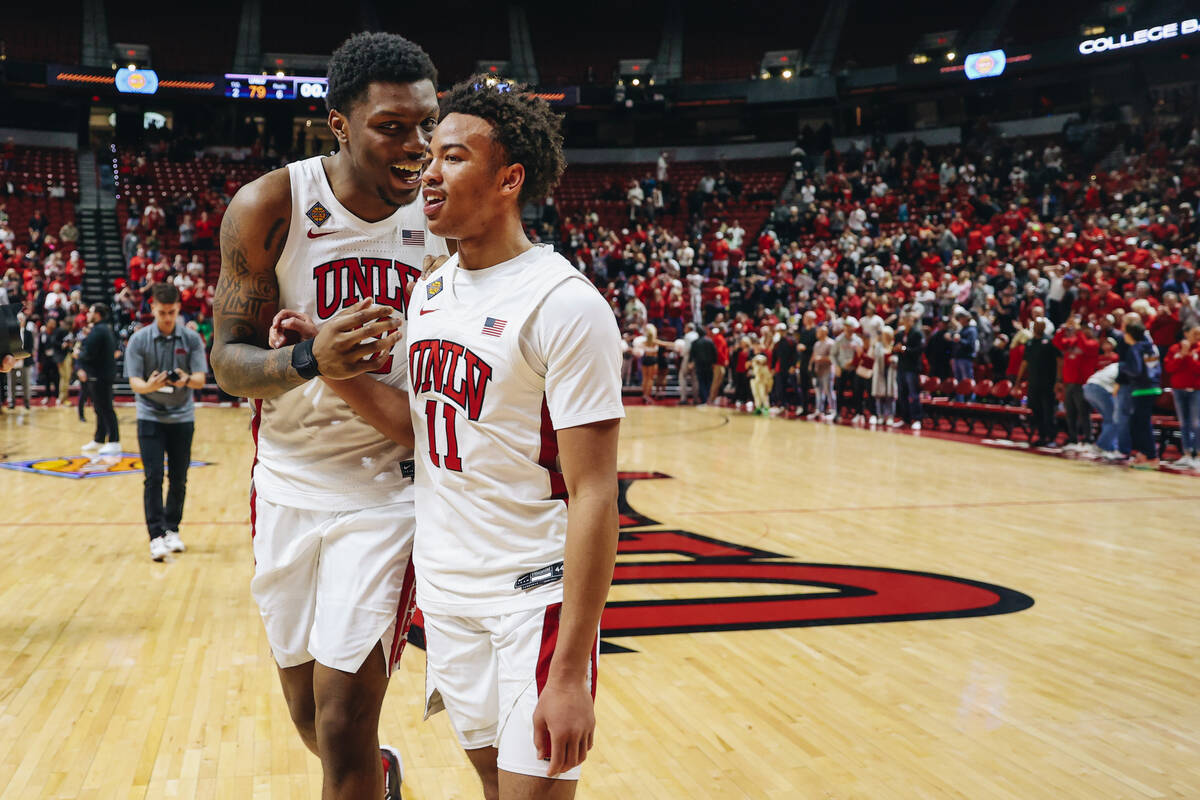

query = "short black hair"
90;303;110;320
438;74;566;204
151;283;180;305
326;32;437;114
1125;321;1145;340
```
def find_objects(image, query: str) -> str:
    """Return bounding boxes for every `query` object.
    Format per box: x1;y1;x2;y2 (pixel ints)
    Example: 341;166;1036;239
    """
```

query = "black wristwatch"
291;338;321;380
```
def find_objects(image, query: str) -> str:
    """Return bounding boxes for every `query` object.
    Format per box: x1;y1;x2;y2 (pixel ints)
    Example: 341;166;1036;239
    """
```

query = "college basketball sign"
411;472;1034;653
0;453;208;479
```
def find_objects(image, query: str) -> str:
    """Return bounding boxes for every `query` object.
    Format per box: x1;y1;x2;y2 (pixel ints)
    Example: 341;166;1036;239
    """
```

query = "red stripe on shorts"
535;602;563;696
388;557;418;672
535;603;600;698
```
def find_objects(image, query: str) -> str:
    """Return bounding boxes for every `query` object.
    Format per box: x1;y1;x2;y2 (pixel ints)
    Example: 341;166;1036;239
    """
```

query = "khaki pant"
59;354;73;402
709;364;726;403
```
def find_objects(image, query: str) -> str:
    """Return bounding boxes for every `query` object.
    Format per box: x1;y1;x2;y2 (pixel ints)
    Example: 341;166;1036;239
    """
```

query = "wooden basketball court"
1;403;1197;799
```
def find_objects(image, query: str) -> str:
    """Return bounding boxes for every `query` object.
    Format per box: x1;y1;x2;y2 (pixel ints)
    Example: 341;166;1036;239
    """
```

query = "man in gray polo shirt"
125;283;208;561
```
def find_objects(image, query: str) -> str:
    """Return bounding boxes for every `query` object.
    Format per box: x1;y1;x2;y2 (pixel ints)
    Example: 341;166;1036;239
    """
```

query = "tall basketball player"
210;32;447;800
310;76;623;800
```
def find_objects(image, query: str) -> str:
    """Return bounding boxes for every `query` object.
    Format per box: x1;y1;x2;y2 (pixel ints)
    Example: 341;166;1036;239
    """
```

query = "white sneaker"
163;530;186;553
149;537;170;561
869;415;878;426
824;412;835;422
852;414;865;424
98;442;122;456
911;421;922;431
889;419;904;428
81;440;102;453
807;412;819;420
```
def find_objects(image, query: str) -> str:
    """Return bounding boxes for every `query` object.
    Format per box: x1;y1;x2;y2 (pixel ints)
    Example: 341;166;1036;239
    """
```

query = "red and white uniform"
249;155;448;675
406;244;623;778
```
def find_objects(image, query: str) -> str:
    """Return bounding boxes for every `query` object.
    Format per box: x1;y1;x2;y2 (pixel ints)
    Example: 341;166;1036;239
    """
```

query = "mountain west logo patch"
426;278;444;299
0;453;208;479
306;201;331;227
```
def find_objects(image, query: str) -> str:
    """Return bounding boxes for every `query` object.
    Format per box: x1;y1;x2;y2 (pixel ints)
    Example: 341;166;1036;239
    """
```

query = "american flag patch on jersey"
482;317;507;337
401;229;425;246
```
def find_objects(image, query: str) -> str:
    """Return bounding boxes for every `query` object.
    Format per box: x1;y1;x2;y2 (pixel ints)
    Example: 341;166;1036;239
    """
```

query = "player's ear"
328;109;348;147
499;163;525;200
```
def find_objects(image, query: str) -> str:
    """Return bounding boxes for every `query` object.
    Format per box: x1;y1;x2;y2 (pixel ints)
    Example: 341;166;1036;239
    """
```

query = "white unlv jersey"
406;245;624;616
252;155;448;511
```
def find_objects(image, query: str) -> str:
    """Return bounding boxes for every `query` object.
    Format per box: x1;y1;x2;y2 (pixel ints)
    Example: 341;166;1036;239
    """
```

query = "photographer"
124;283;207;561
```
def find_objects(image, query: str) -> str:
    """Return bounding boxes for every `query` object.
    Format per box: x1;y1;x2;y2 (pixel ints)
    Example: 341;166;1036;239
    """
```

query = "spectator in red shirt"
1164;325;1200;467
710;326;729;404
1053;316;1100;449
1148;292;1182;351
1088;281;1124;319
142;200;164;232
194;211;216;251
128;246;150;286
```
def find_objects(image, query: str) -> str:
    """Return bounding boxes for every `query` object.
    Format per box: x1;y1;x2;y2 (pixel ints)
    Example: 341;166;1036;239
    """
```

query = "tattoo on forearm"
212;205;303;397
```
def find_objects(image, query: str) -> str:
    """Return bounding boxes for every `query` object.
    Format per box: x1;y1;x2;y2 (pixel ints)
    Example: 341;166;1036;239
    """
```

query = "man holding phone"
125;283;208;561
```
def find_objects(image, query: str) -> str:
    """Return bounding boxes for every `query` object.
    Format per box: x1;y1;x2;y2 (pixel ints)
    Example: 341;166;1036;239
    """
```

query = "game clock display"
224;74;328;101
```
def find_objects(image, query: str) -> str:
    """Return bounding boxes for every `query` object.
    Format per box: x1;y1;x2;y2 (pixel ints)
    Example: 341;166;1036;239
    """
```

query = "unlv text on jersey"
408;338;494;421
312;257;422;319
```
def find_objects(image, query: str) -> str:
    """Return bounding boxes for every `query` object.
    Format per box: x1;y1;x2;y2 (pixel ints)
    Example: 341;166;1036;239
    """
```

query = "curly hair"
438;74;566;204
326;32;437;114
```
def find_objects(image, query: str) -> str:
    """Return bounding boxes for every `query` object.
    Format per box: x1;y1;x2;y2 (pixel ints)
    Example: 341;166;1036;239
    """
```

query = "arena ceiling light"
759;49;802;79
618;58;655;85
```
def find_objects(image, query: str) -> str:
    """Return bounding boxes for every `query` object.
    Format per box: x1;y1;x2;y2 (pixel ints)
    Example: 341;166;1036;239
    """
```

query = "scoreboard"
224;74;328;101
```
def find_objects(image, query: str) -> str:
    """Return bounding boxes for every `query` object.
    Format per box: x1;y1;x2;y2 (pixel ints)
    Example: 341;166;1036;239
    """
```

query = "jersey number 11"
425;400;463;471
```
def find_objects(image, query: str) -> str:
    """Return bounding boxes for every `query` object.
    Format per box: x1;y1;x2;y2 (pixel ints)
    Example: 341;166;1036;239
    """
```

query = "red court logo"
410;471;1033;653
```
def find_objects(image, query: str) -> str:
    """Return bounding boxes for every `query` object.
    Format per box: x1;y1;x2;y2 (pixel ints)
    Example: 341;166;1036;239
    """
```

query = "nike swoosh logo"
419;308;438;315
307;229;336;238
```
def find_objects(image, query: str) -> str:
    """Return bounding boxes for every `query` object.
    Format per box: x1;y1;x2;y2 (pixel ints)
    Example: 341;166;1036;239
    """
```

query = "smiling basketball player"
210;32;448;800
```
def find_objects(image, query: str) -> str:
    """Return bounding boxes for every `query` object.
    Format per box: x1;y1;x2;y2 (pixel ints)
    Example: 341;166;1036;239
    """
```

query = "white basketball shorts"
422;603;599;781
250;493;417;676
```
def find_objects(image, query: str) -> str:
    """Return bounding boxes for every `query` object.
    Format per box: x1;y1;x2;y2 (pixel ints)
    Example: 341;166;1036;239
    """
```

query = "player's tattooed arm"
210;170;302;399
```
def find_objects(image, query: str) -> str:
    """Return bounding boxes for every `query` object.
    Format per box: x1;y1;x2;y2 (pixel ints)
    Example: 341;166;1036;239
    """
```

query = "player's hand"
0;354;12;373
403;254;452;305
532;677;596;778
311;299;401;381
422;254;450;278
269;309;317;348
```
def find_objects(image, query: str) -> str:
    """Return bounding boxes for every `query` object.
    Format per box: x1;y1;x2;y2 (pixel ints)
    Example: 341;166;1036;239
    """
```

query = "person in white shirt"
626;180;643;221
677;241;695;270
686;267;704;325
727;221;745;250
